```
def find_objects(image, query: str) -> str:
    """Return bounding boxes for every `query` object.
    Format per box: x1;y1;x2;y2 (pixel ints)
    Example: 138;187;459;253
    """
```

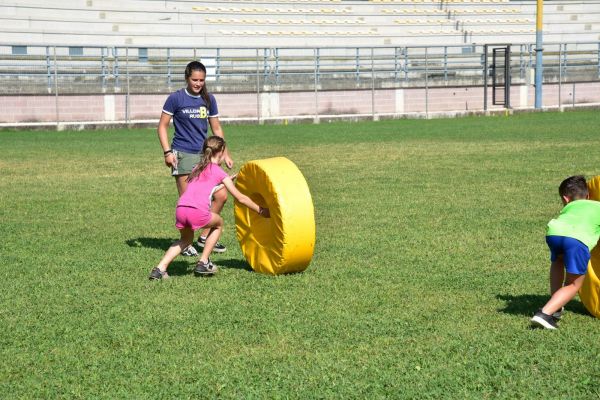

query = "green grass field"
1;110;600;398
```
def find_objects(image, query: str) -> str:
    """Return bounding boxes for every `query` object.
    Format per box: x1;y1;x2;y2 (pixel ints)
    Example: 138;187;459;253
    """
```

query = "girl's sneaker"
149;267;168;280
194;259;218;276
197;237;227;253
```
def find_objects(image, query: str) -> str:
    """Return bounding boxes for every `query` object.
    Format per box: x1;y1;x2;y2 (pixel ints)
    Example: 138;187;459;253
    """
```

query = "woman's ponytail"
200;85;211;113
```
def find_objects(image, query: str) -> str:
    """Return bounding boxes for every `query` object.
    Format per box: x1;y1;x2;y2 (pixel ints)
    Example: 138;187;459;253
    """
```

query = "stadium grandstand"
1;0;600;126
1;0;600;47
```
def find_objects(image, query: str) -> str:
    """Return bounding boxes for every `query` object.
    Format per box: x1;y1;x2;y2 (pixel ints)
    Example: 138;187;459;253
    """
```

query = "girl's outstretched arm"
222;177;270;217
212;173;237;194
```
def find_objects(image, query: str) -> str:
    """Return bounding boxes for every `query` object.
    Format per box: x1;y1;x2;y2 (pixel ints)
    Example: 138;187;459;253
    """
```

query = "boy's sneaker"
149;267;168;280
194;259;218;276
530;310;558;330
552;307;564;321
198;237;226;253
182;244;198;257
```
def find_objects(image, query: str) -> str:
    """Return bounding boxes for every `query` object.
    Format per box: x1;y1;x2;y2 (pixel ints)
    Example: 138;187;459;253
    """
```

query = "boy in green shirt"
531;175;600;329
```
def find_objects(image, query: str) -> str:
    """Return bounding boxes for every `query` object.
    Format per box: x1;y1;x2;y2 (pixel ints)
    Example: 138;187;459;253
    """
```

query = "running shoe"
182;244;199;257
530;310;558;330
194;259;218;276
197;237;226;253
149;267;168;280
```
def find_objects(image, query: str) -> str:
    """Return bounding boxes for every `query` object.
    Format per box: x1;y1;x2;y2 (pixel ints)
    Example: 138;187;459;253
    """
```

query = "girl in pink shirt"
149;136;269;280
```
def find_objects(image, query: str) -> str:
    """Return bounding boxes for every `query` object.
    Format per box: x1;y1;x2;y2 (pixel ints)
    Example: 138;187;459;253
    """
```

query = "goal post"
483;44;512;110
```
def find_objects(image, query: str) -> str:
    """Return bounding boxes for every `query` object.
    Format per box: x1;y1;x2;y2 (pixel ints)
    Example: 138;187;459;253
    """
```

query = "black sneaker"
149;267;168;280
194;259;218;276
552;307;564;321
530;310;558;330
198;237;226;253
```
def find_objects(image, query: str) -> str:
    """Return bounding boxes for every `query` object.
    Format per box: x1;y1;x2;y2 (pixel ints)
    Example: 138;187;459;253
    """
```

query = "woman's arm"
158;112;176;167
222;177;270;217
209;117;233;169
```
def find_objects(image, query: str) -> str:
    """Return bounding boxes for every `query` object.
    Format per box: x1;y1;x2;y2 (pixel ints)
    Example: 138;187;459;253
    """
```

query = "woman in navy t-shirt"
158;61;233;255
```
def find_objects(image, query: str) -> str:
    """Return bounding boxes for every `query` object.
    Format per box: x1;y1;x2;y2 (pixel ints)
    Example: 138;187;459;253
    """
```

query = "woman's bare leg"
174;175;199;255
175;175;188;196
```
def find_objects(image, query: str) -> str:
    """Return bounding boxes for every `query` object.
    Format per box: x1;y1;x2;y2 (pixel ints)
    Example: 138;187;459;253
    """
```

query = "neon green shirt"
546;199;600;250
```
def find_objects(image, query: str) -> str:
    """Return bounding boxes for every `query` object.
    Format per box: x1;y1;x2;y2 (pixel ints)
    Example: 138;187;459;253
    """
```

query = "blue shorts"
546;235;590;275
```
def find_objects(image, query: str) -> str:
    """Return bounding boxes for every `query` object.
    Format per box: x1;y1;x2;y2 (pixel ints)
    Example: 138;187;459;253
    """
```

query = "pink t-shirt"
177;163;228;212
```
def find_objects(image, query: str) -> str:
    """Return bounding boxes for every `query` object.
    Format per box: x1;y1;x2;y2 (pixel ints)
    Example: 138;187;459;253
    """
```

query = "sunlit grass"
1;110;600;398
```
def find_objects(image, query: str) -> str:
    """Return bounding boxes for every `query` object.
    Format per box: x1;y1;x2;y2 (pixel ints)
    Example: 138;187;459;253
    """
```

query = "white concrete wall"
3;82;600;126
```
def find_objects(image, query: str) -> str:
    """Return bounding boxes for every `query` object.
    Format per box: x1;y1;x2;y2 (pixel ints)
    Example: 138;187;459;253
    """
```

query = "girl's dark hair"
187;136;226;182
184;61;211;111
559;175;588;199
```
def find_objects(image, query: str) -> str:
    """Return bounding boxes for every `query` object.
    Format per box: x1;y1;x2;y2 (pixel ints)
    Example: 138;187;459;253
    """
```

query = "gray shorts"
171;149;201;176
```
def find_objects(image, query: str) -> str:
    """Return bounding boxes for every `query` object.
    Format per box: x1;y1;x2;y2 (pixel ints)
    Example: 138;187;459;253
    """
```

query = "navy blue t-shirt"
162;88;219;153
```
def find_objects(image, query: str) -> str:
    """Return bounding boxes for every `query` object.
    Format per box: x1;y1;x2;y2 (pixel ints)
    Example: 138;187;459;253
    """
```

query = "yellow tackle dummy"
234;157;315;275
579;175;600;318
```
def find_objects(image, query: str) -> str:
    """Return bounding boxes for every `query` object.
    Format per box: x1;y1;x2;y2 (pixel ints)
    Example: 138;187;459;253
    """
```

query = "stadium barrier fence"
0;42;599;127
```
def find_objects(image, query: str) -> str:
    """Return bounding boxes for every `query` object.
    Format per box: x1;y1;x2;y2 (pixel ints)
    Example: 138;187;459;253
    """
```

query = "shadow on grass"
148;260;234;278
126;237;253;273
496;293;590;317
126;237;174;251
216;258;253;272
168;260;193;276
160;259;251;278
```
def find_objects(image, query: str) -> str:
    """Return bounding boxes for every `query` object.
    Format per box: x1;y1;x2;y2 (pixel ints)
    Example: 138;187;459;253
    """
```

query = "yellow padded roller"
234;157;315;275
579;175;600;318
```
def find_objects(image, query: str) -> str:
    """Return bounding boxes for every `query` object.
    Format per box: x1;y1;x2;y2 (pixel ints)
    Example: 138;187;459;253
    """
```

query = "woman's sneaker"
149;267;168;280
194;259;218;276
530;310;558;330
182;244;198;257
198;237;226;253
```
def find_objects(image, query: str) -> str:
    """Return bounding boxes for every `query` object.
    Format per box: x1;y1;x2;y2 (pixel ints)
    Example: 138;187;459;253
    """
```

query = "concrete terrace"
0;0;599;47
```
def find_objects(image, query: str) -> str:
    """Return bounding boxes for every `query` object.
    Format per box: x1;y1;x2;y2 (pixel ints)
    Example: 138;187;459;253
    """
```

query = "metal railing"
0;42;599;125
1;42;599;94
